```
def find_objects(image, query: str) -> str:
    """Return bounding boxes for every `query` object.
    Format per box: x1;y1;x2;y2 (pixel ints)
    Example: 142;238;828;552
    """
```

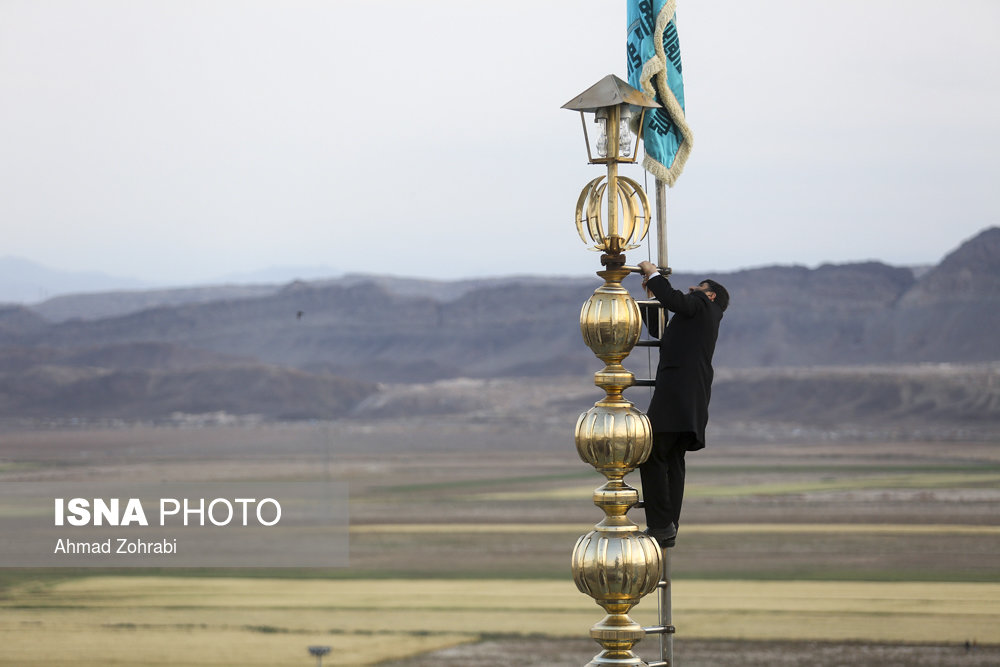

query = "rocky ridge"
0;227;996;426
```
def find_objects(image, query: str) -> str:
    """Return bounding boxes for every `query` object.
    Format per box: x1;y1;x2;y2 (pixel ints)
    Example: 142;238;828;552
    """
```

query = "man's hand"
637;260;658;279
637;260;658;296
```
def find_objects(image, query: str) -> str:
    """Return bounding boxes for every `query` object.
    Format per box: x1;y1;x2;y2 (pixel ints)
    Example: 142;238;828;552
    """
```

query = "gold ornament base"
572;259;661;664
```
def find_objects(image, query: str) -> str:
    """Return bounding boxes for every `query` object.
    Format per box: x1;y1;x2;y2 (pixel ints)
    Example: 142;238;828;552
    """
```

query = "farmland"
0;417;997;665
1;577;998;666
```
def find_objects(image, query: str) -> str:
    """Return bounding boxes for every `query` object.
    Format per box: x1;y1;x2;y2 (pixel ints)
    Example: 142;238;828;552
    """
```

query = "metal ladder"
634;297;674;667
634;499;674;667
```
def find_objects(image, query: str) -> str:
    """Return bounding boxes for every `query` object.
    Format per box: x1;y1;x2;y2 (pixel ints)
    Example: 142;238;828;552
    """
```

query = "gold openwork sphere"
575;174;652;254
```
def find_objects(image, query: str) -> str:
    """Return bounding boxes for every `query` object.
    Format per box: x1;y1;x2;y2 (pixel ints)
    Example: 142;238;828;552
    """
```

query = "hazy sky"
1;0;998;285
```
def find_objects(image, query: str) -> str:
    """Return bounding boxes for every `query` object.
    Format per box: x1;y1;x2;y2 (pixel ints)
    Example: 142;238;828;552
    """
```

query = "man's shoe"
645;523;677;548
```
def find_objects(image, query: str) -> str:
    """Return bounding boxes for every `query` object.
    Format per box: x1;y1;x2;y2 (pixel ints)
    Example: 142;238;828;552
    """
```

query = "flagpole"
653;173;675;667
655;179;668;269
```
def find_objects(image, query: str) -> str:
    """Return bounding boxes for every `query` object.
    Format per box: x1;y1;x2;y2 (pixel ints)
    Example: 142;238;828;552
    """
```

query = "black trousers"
638;432;695;529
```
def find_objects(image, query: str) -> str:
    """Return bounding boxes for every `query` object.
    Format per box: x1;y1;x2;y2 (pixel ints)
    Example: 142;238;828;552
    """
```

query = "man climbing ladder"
636;260;729;548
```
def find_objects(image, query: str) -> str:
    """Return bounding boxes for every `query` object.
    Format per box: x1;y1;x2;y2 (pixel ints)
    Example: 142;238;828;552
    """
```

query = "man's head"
690;279;730;312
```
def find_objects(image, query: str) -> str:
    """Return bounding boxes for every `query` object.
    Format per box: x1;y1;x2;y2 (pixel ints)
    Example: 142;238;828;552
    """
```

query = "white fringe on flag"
638;0;694;187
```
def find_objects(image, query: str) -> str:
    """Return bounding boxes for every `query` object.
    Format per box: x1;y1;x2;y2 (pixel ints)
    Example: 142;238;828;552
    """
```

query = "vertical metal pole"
660;549;673;665
607;105;622;252
655;179;668;268
653;180;670;667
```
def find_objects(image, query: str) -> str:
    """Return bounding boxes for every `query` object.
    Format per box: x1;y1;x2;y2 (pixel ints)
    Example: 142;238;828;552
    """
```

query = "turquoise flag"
627;0;693;186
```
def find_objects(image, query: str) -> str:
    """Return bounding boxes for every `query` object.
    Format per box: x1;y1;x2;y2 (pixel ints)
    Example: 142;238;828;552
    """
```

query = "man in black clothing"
636;260;729;548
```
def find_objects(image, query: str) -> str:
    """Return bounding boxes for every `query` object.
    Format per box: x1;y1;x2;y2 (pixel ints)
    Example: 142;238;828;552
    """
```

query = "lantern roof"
561;74;661;112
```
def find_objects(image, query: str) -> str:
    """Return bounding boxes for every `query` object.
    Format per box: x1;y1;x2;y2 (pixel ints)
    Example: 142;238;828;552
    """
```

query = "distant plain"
0;396;997;665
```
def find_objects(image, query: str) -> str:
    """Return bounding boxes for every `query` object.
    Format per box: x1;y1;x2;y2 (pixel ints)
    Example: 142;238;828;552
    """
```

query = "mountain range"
0;227;997;430
0;256;149;304
0;256;341;304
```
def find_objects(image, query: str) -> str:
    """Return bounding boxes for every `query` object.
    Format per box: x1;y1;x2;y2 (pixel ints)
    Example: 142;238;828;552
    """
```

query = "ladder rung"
636;300;666;308
646;661;668;667
642;624;675;635
633;379;655;387
635;339;658;347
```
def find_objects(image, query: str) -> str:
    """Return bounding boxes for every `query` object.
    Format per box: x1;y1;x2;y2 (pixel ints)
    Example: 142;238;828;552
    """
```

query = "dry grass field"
1;577;997;666
0;413;997;665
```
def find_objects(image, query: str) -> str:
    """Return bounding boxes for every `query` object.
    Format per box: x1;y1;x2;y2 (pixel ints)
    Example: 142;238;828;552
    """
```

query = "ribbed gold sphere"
571;529;662;613
579;274;641;364
575;403;652;476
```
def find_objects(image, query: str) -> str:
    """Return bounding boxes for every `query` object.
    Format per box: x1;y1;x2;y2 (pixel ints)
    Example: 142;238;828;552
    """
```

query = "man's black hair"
701;279;730;312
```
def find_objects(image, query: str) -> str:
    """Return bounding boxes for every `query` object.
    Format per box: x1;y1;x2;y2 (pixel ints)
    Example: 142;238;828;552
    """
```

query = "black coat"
643;275;723;450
